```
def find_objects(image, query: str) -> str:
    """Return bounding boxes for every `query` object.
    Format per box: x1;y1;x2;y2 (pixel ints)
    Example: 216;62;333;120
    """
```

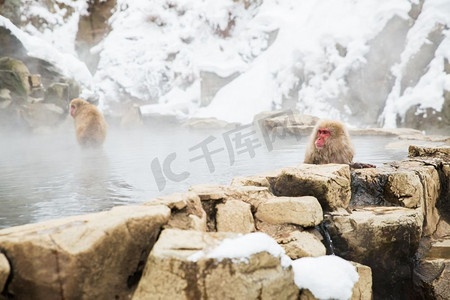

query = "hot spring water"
0;124;410;229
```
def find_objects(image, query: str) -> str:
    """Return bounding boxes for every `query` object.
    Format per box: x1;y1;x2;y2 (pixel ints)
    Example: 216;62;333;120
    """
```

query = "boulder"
132;229;299;300
0;205;170;300
0;252;10;292
0;57;31;99
144;192;206;231
326;206;423;299
255;196;323;227
278;231;326;259
216;199;255;233
189;184;272;231
414;239;450;300
351;160;442;236
269;164;351;211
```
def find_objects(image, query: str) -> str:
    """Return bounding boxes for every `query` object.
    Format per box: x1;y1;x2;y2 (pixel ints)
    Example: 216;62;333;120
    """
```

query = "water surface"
0;124;412;229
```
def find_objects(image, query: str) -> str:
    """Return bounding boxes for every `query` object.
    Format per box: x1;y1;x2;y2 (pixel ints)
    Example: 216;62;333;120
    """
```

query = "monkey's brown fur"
304;119;354;164
70;98;107;148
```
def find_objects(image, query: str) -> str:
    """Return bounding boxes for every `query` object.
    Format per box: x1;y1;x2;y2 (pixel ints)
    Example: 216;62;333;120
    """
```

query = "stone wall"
0;145;449;299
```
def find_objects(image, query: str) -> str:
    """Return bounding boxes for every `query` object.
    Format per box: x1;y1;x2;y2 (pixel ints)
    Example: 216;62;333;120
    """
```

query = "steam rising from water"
0;125;408;229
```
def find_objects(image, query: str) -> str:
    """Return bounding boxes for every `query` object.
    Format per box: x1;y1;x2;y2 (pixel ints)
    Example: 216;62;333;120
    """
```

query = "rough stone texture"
414;238;450;300
327;206;423;300
216;200;255;233
189;184;272;232
0;253;10;292
0;205;170;300
0;57;31;97
133;229;299;300
409;145;450;159
255;196;323;227
278;231;326;259
269;164;351;211
351;160;443;237
144;192;206;231
351;262;373;300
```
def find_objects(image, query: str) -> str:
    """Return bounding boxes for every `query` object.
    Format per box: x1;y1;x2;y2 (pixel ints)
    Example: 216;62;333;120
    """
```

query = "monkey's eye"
318;129;330;135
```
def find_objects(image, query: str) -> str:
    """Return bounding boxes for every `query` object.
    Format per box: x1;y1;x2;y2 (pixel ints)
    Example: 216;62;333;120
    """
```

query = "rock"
28;74;41;88
269;164;351;211
20;102;66;129
120;104;143;129
182;117;237;129
44;82;69;112
0;88;11;101
0;57;31;96
189;184;273;231
255;196;323;227
326;206;423;299
216;199;255;233
132;229;299;300
351;160;442;236
144;192;206;231
279;231;326;259
0;205;170;300
76;0;117;73
351;262;373;300
413;239;450;300
0;252;10;292
200;70;240;107
409;145;450;159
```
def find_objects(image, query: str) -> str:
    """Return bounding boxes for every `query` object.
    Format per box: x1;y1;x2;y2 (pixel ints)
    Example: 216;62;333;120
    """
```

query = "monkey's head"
70;98;89;118
313;119;348;150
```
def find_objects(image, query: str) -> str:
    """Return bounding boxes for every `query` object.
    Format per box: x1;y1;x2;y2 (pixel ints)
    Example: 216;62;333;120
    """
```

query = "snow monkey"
70;98;107;148
304;119;375;168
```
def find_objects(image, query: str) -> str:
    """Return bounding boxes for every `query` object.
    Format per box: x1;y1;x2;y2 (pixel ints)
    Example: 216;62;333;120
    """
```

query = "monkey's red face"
70;104;76;117
315;128;330;149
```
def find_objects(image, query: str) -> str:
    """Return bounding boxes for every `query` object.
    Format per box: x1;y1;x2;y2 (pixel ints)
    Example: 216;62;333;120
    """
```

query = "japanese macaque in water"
304;119;375;168
70;98;107;148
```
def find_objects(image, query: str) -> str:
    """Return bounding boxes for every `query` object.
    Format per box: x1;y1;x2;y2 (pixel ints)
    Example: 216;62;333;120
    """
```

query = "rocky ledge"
0;145;449;300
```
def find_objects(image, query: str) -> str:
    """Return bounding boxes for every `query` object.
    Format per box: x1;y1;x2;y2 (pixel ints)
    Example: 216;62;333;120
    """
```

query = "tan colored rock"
190;184;272;208
279;231;326;259
351;262;373;300
189;184;273;231
327;206;423;299
256;196;323;227
231;169;281;188
0;205;170;300
133;229;299;300
385;169;423;208
408;145;450;159
216;200;255;233
0;253;10;292
269;164;351;211
144;192;206;231
415;239;450;300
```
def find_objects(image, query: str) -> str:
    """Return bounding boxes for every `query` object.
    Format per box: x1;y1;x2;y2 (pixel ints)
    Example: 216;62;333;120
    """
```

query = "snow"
292;255;359;300
188;232;292;268
188;232;359;300
3;0;450;127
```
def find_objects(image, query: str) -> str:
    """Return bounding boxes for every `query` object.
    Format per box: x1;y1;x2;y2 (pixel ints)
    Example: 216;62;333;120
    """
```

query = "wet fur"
304;119;354;164
70;98;107;148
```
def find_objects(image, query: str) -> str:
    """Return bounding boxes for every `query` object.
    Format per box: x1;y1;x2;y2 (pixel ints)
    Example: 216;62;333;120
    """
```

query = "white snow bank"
0;15;92;90
292;255;359;300
188;232;359;300
188;232;291;268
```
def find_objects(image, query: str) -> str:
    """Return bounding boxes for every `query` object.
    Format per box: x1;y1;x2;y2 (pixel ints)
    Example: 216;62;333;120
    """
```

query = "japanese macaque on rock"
70;98;107;148
304;119;375;168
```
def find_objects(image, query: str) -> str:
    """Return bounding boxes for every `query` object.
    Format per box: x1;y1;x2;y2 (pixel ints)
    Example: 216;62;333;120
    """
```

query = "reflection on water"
0;124;411;229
